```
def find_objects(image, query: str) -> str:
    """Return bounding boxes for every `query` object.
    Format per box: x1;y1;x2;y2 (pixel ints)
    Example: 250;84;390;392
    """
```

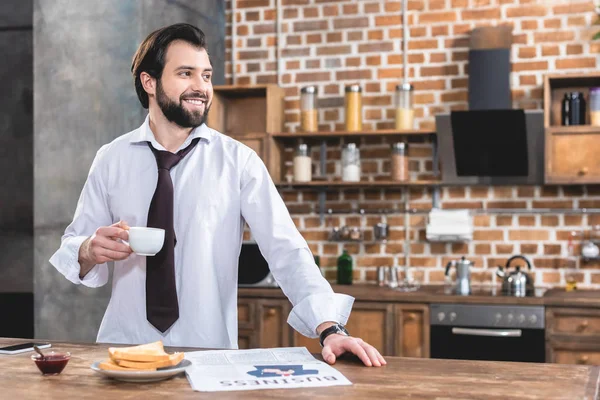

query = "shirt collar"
129;114;212;151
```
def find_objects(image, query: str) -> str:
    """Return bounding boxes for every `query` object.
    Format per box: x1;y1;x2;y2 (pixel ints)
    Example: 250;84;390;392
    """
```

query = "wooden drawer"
546;308;600;337
546;131;600;184
553;350;600;366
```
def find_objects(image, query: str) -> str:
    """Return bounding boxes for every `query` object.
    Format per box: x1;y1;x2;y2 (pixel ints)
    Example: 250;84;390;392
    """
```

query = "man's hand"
78;221;133;278
321;333;386;367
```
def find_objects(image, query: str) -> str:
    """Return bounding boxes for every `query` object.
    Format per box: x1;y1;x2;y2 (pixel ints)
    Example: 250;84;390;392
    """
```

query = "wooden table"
1;338;598;399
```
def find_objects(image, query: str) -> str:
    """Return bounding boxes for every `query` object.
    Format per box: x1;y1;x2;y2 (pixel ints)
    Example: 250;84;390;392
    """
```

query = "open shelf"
271;129;435;140
275;180;442;189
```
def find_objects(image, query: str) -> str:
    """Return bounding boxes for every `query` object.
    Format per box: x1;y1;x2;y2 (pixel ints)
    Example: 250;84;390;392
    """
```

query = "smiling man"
49;23;385;368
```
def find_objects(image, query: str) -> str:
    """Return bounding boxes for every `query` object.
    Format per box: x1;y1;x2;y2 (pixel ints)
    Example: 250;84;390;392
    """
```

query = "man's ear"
140;71;156;97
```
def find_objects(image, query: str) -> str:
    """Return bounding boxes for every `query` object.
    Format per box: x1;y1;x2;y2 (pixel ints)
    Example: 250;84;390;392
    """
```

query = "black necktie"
145;138;200;333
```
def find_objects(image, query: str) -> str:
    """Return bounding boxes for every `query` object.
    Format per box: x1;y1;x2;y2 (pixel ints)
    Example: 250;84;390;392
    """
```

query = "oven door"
430;325;545;363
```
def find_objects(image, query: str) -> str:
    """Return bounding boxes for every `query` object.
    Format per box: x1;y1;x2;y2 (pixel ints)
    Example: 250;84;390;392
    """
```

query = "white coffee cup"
127;227;165;256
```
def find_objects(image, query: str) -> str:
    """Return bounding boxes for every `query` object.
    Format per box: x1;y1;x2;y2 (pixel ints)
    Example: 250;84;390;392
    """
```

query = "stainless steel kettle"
445;256;473;295
496;255;534;297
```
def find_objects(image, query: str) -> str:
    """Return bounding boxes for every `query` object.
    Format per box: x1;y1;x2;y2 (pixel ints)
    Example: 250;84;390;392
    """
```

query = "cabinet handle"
405;313;416;322
577;355;589;364
266;308;276;317
578;167;589;176
578;320;589;331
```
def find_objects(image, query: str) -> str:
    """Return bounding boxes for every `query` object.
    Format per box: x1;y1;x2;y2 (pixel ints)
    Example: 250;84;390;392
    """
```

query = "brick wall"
225;0;600;288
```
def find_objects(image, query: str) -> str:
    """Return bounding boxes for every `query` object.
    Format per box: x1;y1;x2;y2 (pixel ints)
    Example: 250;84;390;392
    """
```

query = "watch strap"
319;323;349;347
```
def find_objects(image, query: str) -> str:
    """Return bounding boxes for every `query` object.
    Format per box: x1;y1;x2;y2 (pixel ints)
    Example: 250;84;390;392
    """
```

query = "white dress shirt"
49;116;353;348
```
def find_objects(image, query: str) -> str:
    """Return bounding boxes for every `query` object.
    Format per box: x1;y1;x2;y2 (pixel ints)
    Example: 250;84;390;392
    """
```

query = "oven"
430;304;546;363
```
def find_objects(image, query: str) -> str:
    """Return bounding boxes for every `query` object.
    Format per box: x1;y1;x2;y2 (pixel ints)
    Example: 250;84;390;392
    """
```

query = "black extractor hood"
436;25;544;185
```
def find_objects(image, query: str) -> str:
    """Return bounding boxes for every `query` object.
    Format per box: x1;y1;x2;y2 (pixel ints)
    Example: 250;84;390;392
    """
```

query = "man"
50;23;385;367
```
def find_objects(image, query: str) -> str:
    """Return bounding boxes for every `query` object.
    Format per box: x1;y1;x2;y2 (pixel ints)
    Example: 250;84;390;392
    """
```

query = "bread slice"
114;352;185;370
99;359;157;372
108;341;171;362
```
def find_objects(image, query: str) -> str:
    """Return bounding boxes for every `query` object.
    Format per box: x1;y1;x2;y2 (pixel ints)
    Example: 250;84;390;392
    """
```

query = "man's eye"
180;71;191;77
203;74;212;81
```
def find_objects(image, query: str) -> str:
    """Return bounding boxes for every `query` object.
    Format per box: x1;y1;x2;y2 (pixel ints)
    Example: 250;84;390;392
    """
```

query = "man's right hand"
78;221;133;278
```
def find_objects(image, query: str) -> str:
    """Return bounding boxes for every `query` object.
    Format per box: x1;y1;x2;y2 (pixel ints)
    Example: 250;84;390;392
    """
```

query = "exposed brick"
512;61;549;72
556;58;597;70
294;20;328;32
518;216;536;226
520;243;538;254
408;39;440;50
475;244;491;255
505;5;547;17
323;4;339;17
359;42;394;53
375;15;402;26
553;2;594;14
509;230;550;241
488;201;528;209
496;244;515;254
253;23;275;34
518;47;537;59
333;17;369;29
461;8;501;20
421;65;459;77
534;31;575;43
237;0;270;7
544;244;562;255
296;71;331;83
541;216;560;227
496;215;513;226
419;11;457;23
336;70;372;80
316;45;351;56
282;48;310;57
364;1;381;13
473;230;504;241
238;50;269;60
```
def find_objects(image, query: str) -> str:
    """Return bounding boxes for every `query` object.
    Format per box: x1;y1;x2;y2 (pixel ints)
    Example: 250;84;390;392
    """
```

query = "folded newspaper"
185;347;352;392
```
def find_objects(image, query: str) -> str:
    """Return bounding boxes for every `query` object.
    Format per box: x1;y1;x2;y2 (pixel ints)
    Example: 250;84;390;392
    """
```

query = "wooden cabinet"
546;307;600;365
544;73;600;184
207;84;284;180
239;297;428;358
395;304;430;358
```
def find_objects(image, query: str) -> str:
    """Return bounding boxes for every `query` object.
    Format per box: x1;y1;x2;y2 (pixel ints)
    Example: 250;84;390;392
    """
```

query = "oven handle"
451;327;522;337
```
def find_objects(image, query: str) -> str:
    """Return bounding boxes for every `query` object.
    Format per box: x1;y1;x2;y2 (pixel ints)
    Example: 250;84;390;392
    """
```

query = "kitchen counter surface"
239;285;600;308
1;338;598;399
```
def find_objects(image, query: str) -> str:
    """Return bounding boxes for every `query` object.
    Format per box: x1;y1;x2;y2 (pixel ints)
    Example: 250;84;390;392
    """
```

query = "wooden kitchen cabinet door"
394;304;430;358
546;128;600;184
257;299;291;348
293;302;395;356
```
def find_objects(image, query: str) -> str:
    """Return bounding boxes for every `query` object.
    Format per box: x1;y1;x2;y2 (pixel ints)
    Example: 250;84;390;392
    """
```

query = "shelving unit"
543;73;600;184
275;180;441;189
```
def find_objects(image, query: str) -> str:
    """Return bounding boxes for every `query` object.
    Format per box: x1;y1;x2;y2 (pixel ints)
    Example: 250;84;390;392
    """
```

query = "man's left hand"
321;334;386;367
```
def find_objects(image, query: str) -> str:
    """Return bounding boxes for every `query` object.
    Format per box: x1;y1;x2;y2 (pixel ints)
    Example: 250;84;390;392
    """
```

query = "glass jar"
395;83;414;130
345;84;362;132
300;86;318;132
337;249;353;285
562;91;586;126
293;143;312;182
341;143;361;182
590;88;600;126
391;142;409;181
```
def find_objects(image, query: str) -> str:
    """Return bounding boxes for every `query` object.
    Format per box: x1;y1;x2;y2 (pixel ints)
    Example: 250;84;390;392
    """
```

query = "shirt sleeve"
48;145;113;288
240;151;354;338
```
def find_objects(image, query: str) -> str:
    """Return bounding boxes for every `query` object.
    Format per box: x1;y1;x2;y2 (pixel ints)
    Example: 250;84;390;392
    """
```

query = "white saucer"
90;359;192;383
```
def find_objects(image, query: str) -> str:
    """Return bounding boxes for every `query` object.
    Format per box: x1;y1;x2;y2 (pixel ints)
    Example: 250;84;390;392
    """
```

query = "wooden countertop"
1;338;598;399
239;285;600;308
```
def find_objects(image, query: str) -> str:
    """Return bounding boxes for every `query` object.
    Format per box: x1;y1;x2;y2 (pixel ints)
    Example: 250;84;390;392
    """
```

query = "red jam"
31;353;70;375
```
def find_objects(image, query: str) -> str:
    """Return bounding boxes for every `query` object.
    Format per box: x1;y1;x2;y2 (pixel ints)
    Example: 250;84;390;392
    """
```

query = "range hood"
436;26;544;185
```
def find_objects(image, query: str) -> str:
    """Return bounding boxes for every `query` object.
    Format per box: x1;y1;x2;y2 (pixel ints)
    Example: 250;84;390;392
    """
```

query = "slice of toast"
108;340;171;362
99;359;157;372
114;352;185;370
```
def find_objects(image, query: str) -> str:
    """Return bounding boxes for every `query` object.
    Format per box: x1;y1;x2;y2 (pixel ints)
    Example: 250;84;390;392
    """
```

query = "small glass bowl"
31;352;71;375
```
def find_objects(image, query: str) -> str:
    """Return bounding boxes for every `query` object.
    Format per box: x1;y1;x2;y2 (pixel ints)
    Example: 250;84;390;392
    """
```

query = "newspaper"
184;347;352;392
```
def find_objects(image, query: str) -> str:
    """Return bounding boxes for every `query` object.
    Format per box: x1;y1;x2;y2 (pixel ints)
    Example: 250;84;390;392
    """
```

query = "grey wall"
0;0;33;296
34;0;225;342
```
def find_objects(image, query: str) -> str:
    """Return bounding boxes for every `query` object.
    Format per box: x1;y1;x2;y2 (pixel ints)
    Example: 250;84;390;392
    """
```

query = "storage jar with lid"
345;84;362;132
341;143;361;182
293;143;312;182
391;142;409;182
300;86;318;132
395;83;414;130
590;87;600;126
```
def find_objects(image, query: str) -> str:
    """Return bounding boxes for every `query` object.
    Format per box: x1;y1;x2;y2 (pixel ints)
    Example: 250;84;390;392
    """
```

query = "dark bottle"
337;249;353;285
569;92;586;125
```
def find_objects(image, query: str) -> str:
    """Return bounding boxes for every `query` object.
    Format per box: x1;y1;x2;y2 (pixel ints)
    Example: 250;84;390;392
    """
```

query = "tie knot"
155;151;182;171
147;138;200;171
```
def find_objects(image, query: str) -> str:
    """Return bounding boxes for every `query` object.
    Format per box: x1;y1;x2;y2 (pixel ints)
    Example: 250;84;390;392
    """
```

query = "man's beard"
155;79;210;128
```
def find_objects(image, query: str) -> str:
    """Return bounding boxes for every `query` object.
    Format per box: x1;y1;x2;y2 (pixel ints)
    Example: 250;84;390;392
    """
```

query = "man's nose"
190;75;209;92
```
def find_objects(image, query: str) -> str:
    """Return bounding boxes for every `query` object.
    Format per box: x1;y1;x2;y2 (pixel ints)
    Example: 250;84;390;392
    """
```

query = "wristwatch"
319;323;349;347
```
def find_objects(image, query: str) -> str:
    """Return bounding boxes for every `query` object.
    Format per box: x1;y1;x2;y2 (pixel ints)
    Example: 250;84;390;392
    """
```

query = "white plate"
90;359;192;383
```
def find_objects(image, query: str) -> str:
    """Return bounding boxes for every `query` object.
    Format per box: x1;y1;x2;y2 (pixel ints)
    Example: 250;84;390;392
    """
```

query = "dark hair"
131;23;208;109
